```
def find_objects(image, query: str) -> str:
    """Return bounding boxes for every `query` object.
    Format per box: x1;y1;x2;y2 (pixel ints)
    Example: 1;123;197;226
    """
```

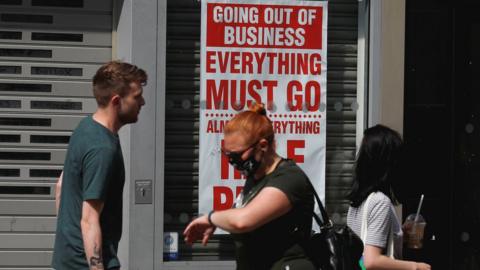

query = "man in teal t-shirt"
52;61;147;270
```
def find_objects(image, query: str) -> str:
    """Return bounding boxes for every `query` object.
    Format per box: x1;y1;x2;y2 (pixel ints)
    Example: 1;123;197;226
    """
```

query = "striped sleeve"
365;194;392;248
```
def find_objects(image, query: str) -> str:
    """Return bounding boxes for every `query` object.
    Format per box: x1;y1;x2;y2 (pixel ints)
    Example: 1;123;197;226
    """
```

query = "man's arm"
81;199;105;270
55;172;63;215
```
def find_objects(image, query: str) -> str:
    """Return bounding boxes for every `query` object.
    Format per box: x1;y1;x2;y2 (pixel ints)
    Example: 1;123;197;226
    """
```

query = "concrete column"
114;0;166;268
368;0;406;134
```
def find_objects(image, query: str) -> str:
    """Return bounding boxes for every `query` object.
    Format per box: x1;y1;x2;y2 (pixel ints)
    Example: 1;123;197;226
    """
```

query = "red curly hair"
224;103;274;145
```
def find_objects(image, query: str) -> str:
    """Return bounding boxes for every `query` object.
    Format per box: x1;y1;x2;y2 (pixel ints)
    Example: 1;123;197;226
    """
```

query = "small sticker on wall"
163;232;178;261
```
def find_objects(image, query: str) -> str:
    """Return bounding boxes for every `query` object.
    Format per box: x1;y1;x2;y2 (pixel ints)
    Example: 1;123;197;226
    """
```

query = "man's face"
117;82;145;124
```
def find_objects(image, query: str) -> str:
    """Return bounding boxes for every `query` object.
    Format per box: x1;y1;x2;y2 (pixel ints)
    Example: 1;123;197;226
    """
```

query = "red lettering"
287;140;305;163
221;140;229;180
277;53;289;74
236;186;244;197
234;166;242;179
206;79;228;109
305;81;321;111
287;80;303;111
231;80;246;111
217;51;229;73
314;121;320;134
220;120;227;132
310;54;322;75
273;121;281;133
221;140;243;179
247;80;262;108
254;52;265;73
264;80;277;110
241;52;253;74
207;120;214;133
297;53;308;75
207;79;279;110
206;51;216;73
267;52;277;74
230;52;240;73
213;186;233;210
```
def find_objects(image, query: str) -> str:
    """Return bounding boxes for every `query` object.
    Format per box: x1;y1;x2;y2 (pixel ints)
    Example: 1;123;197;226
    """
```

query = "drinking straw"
414;194;425;223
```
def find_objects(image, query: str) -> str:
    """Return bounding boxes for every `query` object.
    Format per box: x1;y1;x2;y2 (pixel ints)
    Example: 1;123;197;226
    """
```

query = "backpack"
303;180;363;270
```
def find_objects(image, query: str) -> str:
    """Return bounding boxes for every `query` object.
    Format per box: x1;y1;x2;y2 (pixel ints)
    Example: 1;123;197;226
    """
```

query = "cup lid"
406;213;425;223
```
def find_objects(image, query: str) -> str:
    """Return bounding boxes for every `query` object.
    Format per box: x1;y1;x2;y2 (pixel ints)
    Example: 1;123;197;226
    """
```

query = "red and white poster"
199;0;328;223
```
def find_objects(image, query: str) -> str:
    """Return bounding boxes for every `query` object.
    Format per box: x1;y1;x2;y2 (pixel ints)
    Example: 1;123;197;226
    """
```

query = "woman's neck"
253;153;282;180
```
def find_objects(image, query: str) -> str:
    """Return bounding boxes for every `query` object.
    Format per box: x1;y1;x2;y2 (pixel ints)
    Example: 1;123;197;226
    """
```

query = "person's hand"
415;262;431;270
402;221;411;230
183;215;216;246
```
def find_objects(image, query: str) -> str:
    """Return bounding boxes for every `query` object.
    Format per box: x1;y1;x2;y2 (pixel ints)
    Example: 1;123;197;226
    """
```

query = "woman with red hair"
184;103;316;270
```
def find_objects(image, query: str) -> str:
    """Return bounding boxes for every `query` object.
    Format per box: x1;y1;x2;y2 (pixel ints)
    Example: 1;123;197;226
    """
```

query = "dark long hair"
347;124;404;207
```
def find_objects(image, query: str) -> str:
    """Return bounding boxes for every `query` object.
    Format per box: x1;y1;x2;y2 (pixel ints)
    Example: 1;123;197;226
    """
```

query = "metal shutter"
0;0;112;268
165;0;358;261
324;0;358;225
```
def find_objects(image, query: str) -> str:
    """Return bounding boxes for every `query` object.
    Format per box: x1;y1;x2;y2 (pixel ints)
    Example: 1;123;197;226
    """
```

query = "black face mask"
231;153;261;177
222;142;261;177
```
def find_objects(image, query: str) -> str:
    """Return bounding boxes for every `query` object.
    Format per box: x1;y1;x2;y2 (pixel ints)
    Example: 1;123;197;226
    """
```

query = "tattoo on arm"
89;244;104;269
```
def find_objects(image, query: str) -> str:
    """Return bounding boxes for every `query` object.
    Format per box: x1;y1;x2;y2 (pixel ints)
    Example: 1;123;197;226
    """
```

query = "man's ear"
111;94;121;107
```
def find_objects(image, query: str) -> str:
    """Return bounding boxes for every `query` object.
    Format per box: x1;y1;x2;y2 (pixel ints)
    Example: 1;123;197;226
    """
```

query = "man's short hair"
92;61;147;107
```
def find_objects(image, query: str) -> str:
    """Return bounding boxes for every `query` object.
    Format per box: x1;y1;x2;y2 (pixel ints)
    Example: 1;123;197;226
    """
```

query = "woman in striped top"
347;125;431;270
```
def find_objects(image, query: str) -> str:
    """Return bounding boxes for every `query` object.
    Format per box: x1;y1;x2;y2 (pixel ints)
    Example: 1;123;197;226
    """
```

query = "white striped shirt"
347;192;403;258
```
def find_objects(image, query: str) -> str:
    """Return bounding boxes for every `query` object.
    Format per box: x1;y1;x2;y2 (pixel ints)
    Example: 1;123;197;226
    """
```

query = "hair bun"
249;102;267;116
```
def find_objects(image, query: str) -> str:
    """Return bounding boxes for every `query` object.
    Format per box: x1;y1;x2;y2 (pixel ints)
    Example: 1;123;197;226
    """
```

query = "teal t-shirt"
52;116;125;269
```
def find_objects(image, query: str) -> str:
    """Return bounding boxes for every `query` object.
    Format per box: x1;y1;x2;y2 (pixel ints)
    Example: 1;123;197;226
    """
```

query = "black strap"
278;159;331;229
305;174;332;229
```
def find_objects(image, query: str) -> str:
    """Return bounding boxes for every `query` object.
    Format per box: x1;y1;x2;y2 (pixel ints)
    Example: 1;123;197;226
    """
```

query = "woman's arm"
209;186;292;233
363;245;431;270
184;186;292;245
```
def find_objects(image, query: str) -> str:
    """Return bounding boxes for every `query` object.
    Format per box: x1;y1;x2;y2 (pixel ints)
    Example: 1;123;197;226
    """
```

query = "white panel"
0;10;111;30
0;200;55;215
0;44;111;63
0;28;112;46
0;130;71;147
0;113;85;130
0;164;62;182
0;182;54;199
0;61;101;80
0;269;51;270
0;0;113;11
0;234;54;249
0;216;56;232
0;251;52;267
0;96;97;114
0;79;92;97
0;148;65;164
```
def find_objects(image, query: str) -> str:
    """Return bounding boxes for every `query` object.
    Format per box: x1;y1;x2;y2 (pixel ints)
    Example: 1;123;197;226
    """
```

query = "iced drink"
403;214;426;249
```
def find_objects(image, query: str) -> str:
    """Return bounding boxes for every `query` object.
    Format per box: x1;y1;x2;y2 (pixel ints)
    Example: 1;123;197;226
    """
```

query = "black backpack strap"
306;175;332;229
279;158;331;229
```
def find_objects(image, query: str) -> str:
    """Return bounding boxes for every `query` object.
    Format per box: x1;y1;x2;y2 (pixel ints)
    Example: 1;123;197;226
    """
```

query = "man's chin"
119;116;138;125
128;117;139;124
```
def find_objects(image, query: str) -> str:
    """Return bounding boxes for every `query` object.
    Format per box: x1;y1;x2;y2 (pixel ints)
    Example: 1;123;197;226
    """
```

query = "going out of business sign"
199;0;328;223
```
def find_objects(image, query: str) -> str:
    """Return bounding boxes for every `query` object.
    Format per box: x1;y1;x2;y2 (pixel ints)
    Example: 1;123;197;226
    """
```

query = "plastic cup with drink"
403;194;427;249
